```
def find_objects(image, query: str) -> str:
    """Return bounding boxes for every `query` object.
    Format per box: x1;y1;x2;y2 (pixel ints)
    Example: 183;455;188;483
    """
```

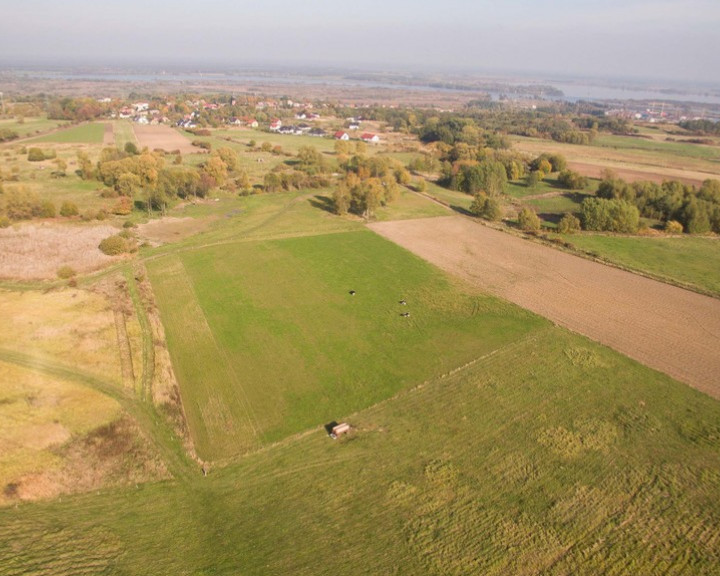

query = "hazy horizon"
1;0;719;87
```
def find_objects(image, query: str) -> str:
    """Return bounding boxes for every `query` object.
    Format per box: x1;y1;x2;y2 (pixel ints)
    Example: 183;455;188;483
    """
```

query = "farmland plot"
147;230;542;460
370;215;720;398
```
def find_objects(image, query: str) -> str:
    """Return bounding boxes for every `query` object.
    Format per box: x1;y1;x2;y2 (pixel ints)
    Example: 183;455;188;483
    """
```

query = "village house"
361;133;380;143
334;131;350;140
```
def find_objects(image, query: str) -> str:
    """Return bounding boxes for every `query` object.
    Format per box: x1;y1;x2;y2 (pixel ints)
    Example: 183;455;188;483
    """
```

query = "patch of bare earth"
102;122;114;146
136;216;215;245
0;222;121;280
8;416;169;504
132;124;197;155
369;216;720;399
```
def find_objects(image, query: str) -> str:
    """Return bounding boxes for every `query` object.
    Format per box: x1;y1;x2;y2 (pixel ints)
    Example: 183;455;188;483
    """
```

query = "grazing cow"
399;300;407;305
349;290;356;296
401;312;410;317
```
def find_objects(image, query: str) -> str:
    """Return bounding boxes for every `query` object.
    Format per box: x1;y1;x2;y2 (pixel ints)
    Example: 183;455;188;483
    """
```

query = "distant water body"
13;69;720;106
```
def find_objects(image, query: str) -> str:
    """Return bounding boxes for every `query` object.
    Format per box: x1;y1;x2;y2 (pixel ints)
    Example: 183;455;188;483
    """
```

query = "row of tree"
595;176;720;234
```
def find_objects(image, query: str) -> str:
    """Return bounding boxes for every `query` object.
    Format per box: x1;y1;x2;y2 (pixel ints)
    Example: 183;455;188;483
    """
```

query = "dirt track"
369;216;720;398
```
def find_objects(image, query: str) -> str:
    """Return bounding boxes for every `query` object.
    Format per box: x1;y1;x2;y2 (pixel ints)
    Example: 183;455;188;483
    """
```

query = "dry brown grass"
136;215;216;246
0;287;123;384
370;215;720;398
0;222;121;280
512;137;720;185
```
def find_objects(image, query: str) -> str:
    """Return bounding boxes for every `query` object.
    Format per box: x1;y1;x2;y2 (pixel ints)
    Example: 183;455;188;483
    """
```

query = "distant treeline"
678;119;720;136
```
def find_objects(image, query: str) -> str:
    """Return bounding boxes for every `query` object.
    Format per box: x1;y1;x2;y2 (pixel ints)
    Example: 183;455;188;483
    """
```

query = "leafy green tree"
581;198;639;233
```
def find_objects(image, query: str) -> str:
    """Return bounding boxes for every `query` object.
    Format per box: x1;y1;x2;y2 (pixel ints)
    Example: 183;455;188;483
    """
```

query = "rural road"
369;216;720;399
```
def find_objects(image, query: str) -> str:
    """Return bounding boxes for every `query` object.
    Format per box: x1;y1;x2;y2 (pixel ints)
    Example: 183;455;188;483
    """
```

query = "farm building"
334;131;350;140
361;133;380;143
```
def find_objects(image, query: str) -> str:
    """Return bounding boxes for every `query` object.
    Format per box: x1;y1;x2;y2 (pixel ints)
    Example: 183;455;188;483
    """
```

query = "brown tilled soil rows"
132;124;197;154
102;122;114;146
369;216;720;398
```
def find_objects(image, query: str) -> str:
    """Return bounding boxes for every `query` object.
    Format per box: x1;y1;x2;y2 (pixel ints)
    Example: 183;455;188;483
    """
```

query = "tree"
517;207;541;231
525;170;541;189
124;142;139;155
214;147;239;172
202;156;228;188
332;182;351;215
581;198;639;233
557;212;581;234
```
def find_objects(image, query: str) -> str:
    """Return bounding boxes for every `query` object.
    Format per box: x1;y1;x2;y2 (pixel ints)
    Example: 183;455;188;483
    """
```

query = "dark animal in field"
401;312;410;317
349;290;356;296
399;300;407;305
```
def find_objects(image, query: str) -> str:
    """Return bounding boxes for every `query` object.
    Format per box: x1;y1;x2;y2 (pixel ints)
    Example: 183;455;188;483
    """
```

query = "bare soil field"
0;222;119;280
102;122;114;146
369;216;720;398
132;124;198;155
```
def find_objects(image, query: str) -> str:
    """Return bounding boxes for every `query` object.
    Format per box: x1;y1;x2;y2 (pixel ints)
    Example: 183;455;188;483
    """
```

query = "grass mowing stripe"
146;255;260;459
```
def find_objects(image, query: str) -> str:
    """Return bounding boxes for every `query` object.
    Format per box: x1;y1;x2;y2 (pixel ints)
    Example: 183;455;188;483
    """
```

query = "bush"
557;170;589;190
59;201;79;217
470;193;502;221
98;234;130;255
27;147;46;162
39;201;56;218
192;140;212;150
124;142;139;155
664;220;684;234
0;215;10;228
518;207;541;232
557;212;581;234
56;265;76;279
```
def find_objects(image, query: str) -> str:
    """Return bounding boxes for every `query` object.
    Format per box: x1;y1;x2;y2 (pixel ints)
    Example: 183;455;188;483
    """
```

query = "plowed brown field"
369;216;720;398
132;124;197;154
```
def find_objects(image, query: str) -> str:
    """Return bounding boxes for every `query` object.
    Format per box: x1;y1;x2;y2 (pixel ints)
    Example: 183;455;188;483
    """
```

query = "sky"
1;0;719;85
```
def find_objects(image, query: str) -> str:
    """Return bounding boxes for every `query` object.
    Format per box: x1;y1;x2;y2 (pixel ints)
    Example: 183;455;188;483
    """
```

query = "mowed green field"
2;327;720;575
29;122;106;144
147;229;541;459
564;234;720;296
0;117;68;139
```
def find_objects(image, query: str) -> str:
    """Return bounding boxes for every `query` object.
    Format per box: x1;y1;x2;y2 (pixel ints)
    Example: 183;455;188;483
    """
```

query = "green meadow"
2;325;719;575
29;122;106;144
561;233;720;296
147;229;540;459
